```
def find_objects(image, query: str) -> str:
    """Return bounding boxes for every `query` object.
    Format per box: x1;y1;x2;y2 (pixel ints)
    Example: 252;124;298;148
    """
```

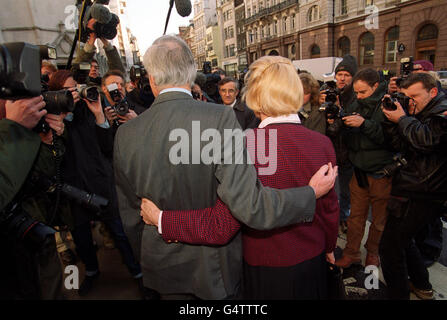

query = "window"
385;26;399;63
340;0;347;15
283;17;287;32
359;32;375;65
337;36;350;57
311;45;320;58
308;5;321;23
291;14;295;30
417;24;438;41
274;20;278;35
365;0;374;7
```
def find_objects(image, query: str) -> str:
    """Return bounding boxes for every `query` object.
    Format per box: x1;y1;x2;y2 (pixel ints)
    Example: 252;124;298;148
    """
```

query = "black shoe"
78;272;100;296
59;249;77;266
136;278;160;300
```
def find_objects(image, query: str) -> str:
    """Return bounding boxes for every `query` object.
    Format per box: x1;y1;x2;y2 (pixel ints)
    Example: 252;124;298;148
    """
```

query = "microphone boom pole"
163;0;175;35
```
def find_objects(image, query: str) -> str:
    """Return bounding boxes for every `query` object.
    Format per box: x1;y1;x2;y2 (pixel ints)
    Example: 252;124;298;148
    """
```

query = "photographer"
298;72;326;135
102;70;146;136
334;68;394;269
0;97;67;299
325;55;357;233
127;65;155;109
379;73;447;300
49;70;142;297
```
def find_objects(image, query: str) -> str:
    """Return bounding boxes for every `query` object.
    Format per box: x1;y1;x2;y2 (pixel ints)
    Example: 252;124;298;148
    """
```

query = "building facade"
206;24;224;68
217;0;239;76
0;0;76;66
193;0;218;70
245;0;447;72
235;0;248;72
108;0;140;70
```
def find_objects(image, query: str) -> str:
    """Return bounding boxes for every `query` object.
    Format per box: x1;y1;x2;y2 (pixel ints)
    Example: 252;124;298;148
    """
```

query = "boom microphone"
174;0;192;17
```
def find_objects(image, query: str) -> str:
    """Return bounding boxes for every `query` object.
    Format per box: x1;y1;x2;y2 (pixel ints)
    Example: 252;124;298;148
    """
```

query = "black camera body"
319;81;347;120
0;42;75;133
0;203;56;250
106;82;129;122
382;92;411;111
395;57;414;87
80;1;120;43
129;64;152;95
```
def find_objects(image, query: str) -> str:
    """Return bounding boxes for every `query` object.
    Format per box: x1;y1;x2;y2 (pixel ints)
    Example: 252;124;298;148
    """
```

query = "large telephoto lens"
42;90;75;114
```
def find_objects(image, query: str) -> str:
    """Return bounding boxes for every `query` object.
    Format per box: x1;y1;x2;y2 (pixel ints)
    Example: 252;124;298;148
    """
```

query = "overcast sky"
126;0;193;54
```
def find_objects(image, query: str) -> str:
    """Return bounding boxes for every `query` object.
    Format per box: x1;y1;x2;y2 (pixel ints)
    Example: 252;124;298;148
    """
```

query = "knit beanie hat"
335;55;358;77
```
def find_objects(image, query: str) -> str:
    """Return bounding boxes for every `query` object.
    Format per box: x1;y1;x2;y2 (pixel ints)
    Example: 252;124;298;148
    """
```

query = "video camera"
395;56;414;87
79;0;120;43
0;42;75;132
382;92;412;112
129;65;152;95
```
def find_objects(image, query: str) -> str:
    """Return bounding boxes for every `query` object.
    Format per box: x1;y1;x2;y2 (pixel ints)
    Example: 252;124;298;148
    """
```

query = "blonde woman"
140;56;339;299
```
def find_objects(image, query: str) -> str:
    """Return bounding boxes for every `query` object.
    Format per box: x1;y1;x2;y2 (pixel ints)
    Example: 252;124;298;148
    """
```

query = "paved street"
62;220;447;300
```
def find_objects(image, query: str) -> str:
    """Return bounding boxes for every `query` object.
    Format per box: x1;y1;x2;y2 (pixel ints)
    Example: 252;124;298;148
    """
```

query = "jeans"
71;216;142;278
379;197;444;299
335;164;353;222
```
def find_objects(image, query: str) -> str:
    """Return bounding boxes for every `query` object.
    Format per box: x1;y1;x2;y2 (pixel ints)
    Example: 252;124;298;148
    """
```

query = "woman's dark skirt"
243;252;328;300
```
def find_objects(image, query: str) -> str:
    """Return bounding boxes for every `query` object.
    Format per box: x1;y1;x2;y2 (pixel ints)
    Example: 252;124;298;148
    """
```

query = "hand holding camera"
382;94;407;123
39;113;65;145
5;96;47;129
342;113;364;128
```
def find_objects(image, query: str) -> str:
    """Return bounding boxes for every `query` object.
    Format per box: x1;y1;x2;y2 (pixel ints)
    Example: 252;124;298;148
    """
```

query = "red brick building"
245;0;447;73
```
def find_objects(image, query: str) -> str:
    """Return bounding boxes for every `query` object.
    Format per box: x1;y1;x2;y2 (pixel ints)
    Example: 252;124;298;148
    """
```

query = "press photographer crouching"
49;70;143;296
379;73;447;300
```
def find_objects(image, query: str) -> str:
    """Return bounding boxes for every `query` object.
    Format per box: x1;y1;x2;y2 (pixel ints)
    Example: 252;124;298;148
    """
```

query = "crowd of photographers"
1;26;447;300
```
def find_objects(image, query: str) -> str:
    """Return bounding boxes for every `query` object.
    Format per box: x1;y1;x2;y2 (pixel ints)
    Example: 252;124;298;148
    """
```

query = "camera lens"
42;90;75;114
80;86;99;102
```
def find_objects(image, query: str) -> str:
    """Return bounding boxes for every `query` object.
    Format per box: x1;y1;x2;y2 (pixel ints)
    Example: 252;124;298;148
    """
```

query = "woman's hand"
140;198;162;227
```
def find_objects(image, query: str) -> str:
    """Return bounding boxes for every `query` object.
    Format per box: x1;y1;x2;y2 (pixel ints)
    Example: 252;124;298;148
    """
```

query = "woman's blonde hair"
242;56;304;118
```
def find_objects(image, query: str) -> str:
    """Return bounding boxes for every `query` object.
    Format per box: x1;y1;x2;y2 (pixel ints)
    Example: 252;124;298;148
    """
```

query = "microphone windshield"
174;0;192;17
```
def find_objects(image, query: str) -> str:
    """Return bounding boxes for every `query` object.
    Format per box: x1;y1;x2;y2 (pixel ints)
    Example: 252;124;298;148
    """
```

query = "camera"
72;62;92;85
382;92;411;111
395;57;414;87
318;80;349;120
0;203;56;250
129;64;152;95
77;84;100;102
0;42;75;132
106;82;129;117
378;153;408;177
80;1;120;43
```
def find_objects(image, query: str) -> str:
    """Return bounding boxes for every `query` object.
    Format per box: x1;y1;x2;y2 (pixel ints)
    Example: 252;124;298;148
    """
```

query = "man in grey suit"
114;35;337;299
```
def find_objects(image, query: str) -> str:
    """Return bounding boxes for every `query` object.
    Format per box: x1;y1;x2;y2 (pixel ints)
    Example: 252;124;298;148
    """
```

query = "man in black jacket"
325;55;357;233
380;73;447;300
217;77;259;130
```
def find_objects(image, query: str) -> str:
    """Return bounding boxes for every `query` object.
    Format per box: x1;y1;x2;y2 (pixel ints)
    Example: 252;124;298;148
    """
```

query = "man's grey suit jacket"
114;91;316;299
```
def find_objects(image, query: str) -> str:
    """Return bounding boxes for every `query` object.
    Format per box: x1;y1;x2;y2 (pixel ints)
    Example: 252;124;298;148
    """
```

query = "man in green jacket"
0;96;67;299
334;68;394;268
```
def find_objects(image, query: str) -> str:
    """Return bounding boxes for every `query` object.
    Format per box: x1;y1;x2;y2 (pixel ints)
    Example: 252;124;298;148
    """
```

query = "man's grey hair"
143;35;197;88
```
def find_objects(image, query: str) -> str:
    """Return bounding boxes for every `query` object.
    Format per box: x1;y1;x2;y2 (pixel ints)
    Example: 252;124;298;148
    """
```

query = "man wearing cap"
326;55;358;234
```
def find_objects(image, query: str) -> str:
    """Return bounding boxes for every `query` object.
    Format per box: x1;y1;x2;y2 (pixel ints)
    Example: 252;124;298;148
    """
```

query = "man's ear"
430;86;438;99
149;75;159;97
